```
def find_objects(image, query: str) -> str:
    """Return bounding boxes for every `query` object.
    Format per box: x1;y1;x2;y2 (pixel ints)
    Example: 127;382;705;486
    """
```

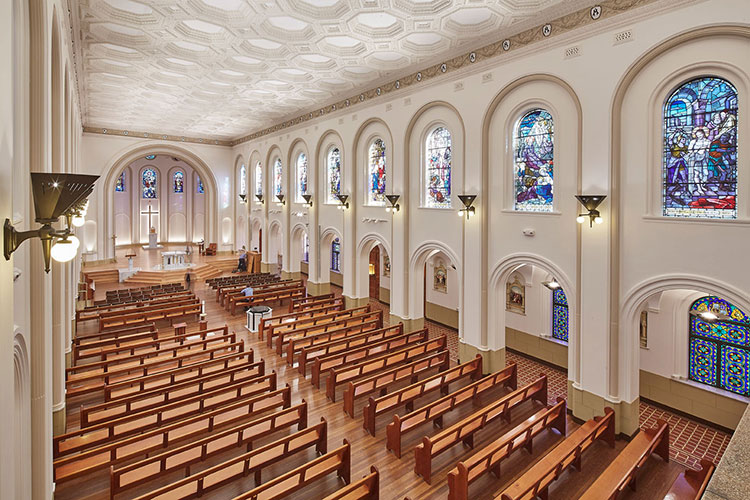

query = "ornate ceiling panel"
76;0;592;140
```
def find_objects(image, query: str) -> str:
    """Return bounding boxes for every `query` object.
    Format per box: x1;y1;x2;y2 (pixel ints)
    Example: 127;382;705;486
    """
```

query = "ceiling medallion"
469;52;476;63
440;63;447;73
416;72;422;81
376;88;381;96
542;24;552;37
502;39;511;51
180;137;185;141
590;5;602;20
102;129;107;134
143;133;148;138
123;131;128;135
345;99;350;106
395;80;400;89
162;135;167;139
309;112;313;118
359;94;364;101
332;104;337;110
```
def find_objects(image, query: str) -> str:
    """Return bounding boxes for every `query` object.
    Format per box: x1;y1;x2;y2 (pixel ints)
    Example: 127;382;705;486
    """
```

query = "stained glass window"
425;127;452;208
197;176;204;194
173;171;184;193
331;237;340;272
663;77;738;219
303;233;309;263
552;288;569;343
327;147;341;203
689;296;750;396
296;153;308;202
115;172;125;192
145;154;156;160
142;168;157;199
255;161;263;196
514;109;554;211
274;158;282;196
368;139;386;205
240;164;246;195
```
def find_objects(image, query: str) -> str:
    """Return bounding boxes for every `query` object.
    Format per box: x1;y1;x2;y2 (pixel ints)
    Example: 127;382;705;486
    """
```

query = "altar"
161;251;188;270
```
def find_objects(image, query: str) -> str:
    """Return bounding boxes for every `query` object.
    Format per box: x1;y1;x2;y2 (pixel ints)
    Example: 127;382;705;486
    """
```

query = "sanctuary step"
125;269;189;285
82;269;119;285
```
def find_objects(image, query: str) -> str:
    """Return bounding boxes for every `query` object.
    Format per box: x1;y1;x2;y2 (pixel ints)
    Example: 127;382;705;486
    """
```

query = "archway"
13;332;30;500
408;241;461;330
289;223;308;275
355;233;391;301
250;218;262;254
268;220;283;274
319;227;343;286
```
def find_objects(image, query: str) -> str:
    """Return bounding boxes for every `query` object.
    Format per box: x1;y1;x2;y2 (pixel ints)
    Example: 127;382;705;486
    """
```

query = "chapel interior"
2;0;749;499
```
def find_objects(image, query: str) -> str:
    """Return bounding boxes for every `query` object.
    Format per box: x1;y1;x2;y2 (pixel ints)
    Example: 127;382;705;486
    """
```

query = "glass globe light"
595;216;603;224
69;235;80;249
576;216;586;224
51;239;77;263
72;215;85;227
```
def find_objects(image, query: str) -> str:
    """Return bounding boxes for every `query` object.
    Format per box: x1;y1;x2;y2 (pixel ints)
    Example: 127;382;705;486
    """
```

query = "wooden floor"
60;247;685;500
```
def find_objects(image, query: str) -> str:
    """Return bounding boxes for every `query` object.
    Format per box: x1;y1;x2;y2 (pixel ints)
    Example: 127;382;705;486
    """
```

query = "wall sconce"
275;194;286;206
255;194;264;204
542;278;561;290
385;194;400;213
336;194;350;210
301;194;313;208
238;193;247;204
369;263;375;275
575;195;606;227
4;173;99;272
457;195;477;219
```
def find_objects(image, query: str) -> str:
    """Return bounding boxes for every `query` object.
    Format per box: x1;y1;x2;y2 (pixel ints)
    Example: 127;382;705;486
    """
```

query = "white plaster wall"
425;253;459;311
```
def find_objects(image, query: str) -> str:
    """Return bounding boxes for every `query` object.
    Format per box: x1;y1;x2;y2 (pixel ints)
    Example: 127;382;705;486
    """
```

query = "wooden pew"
103;349;254;401
275;310;383;356
447;398;568;500
386;362;518;458
326;335;447;402
323;466;380;500
296;324;403;375
112;412;322;500
578;419;670;500
265;304;370;345
73;325;158;362
65;340;246;399
290;320;391;369
345;350;450;419
311;329;428;388
55;380;283;459
230;286;306;315
76;291;193;322
52;385;292;483
98;297;199;330
99;302;202;331
219;279;299;306
230;440;351;500
664;459;715;500
259;299;345;339
289;293;335;312
413;374;548;483
74;323;157;344
81;359;266;426
363;354;483;435
499;407;615;500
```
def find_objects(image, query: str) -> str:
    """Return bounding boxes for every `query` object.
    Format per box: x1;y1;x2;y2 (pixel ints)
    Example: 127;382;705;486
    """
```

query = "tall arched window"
552;288;569;343
514;109;554;212
255;161;262;196
273;158;282;196
327;147;341;203
196;176;204;194
239;164;246;195
115;172;125;192
425;127;452;208
663;77;738;219
689;296;749;396
331;237;341;272
303;233;309;263
296;153;308;202
368;139;386;205
173;171;184;193
142;169;157;199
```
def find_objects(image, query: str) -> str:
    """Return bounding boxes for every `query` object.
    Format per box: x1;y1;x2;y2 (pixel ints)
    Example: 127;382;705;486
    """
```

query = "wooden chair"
204;243;217;256
664;459;715;500
323;466;380;500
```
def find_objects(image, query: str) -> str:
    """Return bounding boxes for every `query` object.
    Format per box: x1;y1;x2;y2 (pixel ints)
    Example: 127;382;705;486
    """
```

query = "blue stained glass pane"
197;176;204;194
145;154;156;160
692;296;749;323
663;77;738;219
721;345;750;396
297;153;308;202
274;158;282;196
425;127;452;208
691;316;749;347
142;169;157;199
173;171;184;193
328;148;341;203
690;337;718;387
331;237;340;271
115;172;125;192
369;139;386;205
552;288;568;343
514;109;554;212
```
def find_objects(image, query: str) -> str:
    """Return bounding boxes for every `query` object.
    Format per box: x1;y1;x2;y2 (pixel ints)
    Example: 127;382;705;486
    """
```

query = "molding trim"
83;127;233;147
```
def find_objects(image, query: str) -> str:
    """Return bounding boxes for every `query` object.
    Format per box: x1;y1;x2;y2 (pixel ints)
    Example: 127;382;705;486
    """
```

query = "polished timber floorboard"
61;266;685;499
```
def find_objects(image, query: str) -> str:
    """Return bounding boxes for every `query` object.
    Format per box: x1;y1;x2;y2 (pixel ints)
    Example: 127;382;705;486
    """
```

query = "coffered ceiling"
75;0;592;140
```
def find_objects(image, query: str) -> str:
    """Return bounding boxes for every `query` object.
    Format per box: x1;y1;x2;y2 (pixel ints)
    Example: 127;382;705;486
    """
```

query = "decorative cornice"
82;126;233;147
229;0;660;146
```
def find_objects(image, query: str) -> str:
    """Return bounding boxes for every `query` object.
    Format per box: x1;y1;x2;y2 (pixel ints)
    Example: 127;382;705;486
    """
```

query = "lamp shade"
50;239;77;263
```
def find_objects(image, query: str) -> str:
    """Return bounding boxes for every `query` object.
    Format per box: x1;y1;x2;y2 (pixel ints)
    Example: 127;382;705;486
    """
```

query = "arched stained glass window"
331;237;340;272
115;172;125;192
514;109;554;211
240;164;246;195
197;176;204;194
274;158;283;196
327;148;341;204
296;153;308;202
142;169;157;199
303;233;309;263
552;288;569;343
689;296;750;396
255;161;263;196
425;127;452;208
173;171;184;193
368;139;386;205
663;77;738;219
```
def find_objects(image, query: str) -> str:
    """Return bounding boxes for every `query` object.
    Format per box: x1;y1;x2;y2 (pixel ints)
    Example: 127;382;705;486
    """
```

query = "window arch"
296;153;308;202
514;109;554;212
273;158;282;196
689;296;749;396
327;147;341;203
368;138;386;205
115;171;125;192
255;161;263;196
425;127;452;208
331;237;341;271
142;168;157;199
552;287;569;343
663;77;738;219
173;170;184;193
239;164;246;195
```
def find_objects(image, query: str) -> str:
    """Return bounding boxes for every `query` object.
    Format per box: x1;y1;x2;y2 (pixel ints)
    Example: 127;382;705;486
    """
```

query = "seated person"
241;285;254;311
238;246;248;272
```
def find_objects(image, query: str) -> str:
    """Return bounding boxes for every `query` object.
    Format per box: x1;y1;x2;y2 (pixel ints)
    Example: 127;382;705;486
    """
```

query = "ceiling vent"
564;46;581;59
613;29;633;45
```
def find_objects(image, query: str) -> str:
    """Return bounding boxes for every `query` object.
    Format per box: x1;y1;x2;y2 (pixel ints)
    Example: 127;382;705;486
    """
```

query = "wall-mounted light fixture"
255;194;264;204
275;194;286;206
301;194;313;208
385;194;400;213
4;173;99;272
238;193;247;204
575;195;606;227
457;195;477;219
541;278;561;290
336;194;350;210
